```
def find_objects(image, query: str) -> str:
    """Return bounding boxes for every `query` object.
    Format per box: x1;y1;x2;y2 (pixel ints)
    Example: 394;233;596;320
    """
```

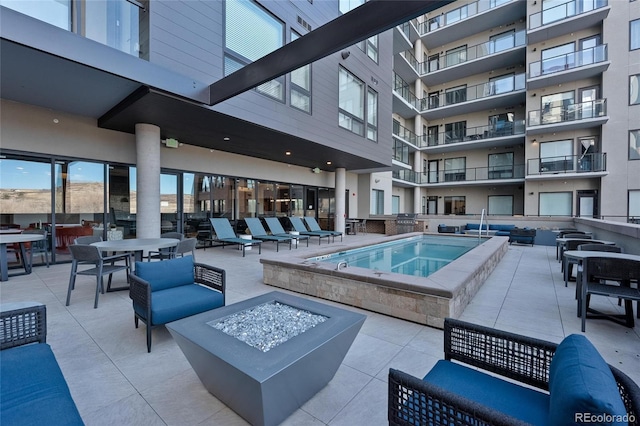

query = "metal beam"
209;0;456;105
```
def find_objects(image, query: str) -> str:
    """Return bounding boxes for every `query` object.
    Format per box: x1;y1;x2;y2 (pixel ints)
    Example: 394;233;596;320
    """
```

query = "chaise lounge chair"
288;217;332;245
244;218;292;252
209;218;262;257
264;217;310;247
303;216;343;242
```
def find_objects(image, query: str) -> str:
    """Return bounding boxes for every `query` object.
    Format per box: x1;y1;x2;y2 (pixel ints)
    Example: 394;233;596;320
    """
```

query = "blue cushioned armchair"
129;256;225;352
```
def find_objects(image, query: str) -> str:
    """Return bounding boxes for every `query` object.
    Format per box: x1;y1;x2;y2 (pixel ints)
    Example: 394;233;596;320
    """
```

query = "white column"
335;168;346;233
135;123;161;238
414;118;423;214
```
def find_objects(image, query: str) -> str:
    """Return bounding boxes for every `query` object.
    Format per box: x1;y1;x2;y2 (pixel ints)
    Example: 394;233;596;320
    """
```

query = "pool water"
310;235;483;278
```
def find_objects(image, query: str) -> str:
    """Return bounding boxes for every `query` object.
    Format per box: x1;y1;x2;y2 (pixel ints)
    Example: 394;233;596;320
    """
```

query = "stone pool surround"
261;233;509;328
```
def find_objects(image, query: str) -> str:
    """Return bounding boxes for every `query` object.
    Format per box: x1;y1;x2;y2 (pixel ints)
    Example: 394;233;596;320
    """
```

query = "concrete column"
414;187;422;214
335;168;346;233
135;123;161;238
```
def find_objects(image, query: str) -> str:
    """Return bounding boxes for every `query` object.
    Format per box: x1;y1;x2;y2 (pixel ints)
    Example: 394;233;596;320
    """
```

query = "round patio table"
0;233;45;281
92;238;179;263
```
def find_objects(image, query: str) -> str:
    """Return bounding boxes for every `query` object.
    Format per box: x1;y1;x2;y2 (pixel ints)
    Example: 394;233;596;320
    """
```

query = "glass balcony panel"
527;153;606;174
84;0;141;56
1;0;71;30
528;99;606;126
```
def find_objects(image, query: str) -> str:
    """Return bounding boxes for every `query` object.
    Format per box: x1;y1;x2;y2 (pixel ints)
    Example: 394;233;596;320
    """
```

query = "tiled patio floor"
1;233;638;425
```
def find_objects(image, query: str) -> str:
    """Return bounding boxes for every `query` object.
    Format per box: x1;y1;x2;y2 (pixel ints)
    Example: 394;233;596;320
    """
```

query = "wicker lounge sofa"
389;318;640;426
0;302;84;425
508;227;537;246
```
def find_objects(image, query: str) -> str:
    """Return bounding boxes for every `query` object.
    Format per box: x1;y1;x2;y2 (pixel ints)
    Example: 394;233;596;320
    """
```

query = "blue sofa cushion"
135;284;224;325
1;343;83;426
549;334;627;426
465;223;481;230
424;360;550;425
135;256;194;291
489;224;515;232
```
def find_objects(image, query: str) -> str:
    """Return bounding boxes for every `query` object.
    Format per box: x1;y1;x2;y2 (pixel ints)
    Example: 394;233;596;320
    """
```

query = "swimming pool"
309;235;481;278
261;232;509;328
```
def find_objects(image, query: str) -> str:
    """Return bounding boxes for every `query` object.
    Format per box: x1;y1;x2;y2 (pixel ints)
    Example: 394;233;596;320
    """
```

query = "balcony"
418;0;526;49
421;120;525;154
528;45;609;90
392;73;419;119
421;30;526;86
528;0;610;44
526;153;607;179
395;50;420;84
392;122;419;149
392;165;526;187
392;140;411;165
527;99;608;135
393;22;416;55
420;74;526;120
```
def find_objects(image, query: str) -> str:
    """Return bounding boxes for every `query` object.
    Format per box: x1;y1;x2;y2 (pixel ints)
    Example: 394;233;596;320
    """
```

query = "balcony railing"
393;122;418;146
398;50;420;74
528;99;607;127
422;30;526;74
418;0;515;34
422;120;525;148
529;44;607;78
393;73;419;107
529;0;608;29
420;74;525;111
527;153;606;175
393;164;526;184
392;140;410;164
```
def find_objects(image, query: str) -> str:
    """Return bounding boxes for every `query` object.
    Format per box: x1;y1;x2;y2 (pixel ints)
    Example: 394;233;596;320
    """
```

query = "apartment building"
385;0;640;222
0;0;408;263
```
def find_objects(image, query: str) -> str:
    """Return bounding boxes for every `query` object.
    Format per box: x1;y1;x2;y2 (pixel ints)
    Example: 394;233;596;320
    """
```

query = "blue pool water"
310;235;483;278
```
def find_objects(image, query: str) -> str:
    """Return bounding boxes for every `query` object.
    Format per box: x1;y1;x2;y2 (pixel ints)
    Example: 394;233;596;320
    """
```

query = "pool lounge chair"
288;217;332;245
244;218;292;252
209;218;262;257
303;216;343;242
264;218;310;247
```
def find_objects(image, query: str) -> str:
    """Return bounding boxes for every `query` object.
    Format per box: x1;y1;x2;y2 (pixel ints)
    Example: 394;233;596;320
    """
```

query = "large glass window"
540;140;573;172
444;196;465;215
445;121;466;143
488;196;513;215
444;157;466;182
488;73;514;95
392;196;400;214
339;67;365;136
358;36;379;63
631;19;640;50
629;190;640;222
367;88;378;141
488;152;514;179
539;192;572;216
290;31;311;113
446;5;468;24
371;189;384;215
630;130;640;160
631;75;640;105
109;165;136;237
1;0;70;30
541;42;575;74
445;45;467;67
541;91;574;124
339;0;364;13
225;0;285;101
445;85;467;105
489;30;515;54
160;173;178;233
0;157;52;229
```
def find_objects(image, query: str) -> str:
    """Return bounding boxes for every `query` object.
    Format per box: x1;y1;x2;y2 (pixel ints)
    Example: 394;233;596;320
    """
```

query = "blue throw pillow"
135;256;195;291
549;334;627;426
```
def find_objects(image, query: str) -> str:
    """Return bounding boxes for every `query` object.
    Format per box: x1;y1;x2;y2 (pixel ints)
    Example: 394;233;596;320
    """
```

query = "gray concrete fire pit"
166;291;366;426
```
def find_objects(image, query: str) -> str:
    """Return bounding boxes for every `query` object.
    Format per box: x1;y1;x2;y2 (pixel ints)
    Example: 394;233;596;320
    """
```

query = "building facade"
384;0;640;222
0;0;395;263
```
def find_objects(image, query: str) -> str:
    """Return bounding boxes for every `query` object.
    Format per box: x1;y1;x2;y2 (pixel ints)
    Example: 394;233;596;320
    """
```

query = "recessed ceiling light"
326;161;332;165
223;137;230;141
285;151;291;155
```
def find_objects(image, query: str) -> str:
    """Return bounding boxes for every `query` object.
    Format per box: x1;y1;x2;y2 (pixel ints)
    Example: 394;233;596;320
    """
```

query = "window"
541;91;574;124
367;89;378;141
338;67;365;136
631;19;640;50
488;196;513;215
392;196;400;214
489;112;514;136
358;36;379;63
444;196;465;215
290;31;311;113
445;85;466;105
629;190;640;222
446;5;468;24
422;159;427;175
488;152;514;179
444;157;466;182
539;192;572;216
427;126;439;146
631;75;640;105
488;73;514;95
1;0;70;30
428;91;440;109
427;196;437;214
631;130;640;160
541;140;573;172
339;0;364;14
445;45;467;67
489;30;515;54
541;42;575;75
445;121;466;143
371;189;384;215
225;0;285;101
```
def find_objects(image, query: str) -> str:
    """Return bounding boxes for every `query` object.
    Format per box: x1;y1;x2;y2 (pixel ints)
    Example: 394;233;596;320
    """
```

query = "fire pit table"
166;291;366;426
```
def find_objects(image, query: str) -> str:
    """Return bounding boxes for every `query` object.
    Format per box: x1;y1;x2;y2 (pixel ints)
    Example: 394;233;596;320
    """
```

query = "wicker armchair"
388;318;640;426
